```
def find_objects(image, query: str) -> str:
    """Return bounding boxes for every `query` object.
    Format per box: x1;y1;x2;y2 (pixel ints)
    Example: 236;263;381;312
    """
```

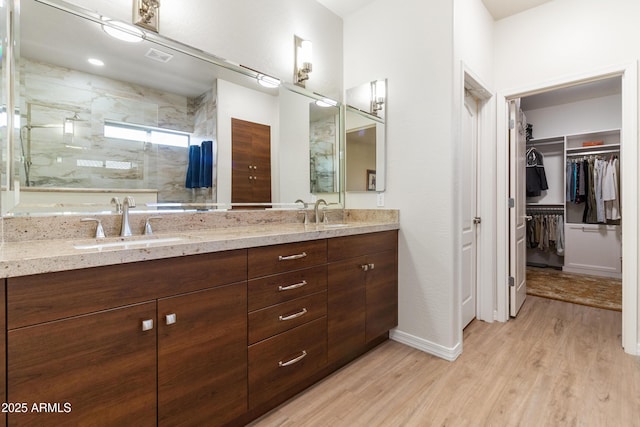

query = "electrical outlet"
376;192;385;207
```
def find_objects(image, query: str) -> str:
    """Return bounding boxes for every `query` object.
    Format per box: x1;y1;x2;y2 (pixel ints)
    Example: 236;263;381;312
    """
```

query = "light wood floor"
249;296;640;427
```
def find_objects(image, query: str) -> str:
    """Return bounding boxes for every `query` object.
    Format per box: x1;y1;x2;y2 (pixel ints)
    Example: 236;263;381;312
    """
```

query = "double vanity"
0;208;399;426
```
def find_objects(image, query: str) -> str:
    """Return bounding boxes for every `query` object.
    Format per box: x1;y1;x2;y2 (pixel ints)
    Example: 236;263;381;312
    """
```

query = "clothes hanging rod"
566;148;620;157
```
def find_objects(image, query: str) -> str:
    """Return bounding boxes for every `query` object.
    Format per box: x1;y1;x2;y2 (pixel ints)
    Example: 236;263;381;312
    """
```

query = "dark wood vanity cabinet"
157;283;247;426
2;230;398;426
5;251;247;427
247;240;328;411
328;230;398;364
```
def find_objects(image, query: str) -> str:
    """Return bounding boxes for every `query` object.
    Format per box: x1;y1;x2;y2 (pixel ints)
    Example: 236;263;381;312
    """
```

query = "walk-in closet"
522;77;622;310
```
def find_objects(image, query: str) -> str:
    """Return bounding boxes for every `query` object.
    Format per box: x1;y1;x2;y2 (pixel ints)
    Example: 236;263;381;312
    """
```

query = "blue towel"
200;140;213;188
185;145;201;188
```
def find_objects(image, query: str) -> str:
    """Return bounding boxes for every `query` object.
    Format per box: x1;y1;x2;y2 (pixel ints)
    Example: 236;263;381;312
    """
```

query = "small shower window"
104;121;190;148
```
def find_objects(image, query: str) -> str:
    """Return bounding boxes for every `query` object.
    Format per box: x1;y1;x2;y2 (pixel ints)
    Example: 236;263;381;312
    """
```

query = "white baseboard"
389;329;462;362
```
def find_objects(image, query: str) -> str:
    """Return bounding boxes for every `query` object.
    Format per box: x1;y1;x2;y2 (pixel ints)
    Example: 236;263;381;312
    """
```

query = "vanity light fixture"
102;19;144;43
294;35;313;87
371;79;386;115
257;74;281;89
133;0;160;33
315;98;337;107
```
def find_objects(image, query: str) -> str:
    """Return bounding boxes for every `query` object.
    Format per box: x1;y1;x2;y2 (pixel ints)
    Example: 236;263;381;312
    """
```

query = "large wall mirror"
1;0;343;215
345;79;386;192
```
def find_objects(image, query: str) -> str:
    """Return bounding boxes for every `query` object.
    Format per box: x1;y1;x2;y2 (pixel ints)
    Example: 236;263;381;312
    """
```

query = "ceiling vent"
145;48;173;63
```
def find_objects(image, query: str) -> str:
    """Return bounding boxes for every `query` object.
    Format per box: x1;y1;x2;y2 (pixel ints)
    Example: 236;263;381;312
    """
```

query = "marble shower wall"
309;115;337;193
19;58;213;203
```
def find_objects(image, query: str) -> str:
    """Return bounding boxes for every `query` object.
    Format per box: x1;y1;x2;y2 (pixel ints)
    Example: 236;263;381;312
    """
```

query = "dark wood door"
327;257;366;364
8;302;157;426
232;118;272;204
158;283;247;427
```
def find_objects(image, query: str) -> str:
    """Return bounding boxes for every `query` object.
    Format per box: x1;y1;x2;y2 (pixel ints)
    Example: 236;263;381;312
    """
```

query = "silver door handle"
473;217;482;224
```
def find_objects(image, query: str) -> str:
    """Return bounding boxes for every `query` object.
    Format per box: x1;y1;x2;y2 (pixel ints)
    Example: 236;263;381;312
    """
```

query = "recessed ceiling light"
102;19;144;43
88;58;105;66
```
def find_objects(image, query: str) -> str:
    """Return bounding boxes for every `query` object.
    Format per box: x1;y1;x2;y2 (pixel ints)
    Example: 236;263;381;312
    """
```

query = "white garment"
602;157;621;220
556;214;564;256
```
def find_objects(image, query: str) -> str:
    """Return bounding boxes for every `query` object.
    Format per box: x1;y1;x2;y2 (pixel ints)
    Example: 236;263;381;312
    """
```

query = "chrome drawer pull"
279;308;308;321
278;252;307;261
279;350;307;367
278;280;307;292
141;319;154;332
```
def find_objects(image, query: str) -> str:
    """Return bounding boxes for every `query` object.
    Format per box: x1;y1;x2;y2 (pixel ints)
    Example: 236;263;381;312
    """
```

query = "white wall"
68;0;343;99
494;0;640;89
344;0;461;358
494;0;639;352
524;94;622;139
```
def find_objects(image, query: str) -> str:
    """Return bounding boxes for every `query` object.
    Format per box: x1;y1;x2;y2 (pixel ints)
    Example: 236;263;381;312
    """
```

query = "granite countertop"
0;220;399;278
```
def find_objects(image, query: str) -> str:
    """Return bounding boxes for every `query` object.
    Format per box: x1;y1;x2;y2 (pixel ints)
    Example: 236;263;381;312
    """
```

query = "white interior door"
509;99;527;317
461;90;479;327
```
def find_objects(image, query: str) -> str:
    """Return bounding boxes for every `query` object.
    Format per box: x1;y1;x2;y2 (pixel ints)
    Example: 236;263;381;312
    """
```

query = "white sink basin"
73;236;191;250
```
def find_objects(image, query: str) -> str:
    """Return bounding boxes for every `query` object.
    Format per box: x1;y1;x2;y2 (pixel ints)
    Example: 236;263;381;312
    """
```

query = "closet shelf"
526;136;564;146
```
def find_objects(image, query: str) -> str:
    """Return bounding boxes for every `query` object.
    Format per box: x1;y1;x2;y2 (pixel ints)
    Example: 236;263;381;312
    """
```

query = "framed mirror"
2;0;343;215
345;79;386;192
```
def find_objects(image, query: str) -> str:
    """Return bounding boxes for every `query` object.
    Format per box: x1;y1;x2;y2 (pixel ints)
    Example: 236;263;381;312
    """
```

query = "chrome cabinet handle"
279;308;308;321
368;263;375;270
361;264;369;271
165;313;177;325
279;350;307;367
278;280;307;292
278;252;307;261
141;319;154;331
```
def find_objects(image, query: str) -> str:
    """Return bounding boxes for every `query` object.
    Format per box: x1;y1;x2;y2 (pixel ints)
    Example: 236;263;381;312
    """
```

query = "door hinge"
509;276;515;287
509;119;515;130
508;198;515;208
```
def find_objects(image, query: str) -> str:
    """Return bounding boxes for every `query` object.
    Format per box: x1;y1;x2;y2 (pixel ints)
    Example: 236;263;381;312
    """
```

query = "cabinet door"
365;250;398;341
8;302;157;426
328;257;366;364
158;283;247;427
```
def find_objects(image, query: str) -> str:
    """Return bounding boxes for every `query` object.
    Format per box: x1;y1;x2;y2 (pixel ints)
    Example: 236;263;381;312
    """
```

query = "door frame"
458;64;495;332
495;63;638;355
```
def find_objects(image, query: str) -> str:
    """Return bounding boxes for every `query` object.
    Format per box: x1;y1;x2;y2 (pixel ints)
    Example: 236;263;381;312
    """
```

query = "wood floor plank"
249;296;640;427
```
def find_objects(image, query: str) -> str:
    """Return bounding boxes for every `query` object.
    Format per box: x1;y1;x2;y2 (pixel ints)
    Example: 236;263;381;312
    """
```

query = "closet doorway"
501;64;639;355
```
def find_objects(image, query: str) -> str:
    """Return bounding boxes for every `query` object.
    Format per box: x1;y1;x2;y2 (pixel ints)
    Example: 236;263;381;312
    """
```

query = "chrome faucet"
111;197;122;214
314;199;328;224
120;196;136;237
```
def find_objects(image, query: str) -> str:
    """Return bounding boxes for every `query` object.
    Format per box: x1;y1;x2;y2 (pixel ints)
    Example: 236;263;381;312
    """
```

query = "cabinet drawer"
248;240;327;278
7;250;247;329
248;292;327;344
328;230;397;262
248;265;327;311
248;317;327;409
